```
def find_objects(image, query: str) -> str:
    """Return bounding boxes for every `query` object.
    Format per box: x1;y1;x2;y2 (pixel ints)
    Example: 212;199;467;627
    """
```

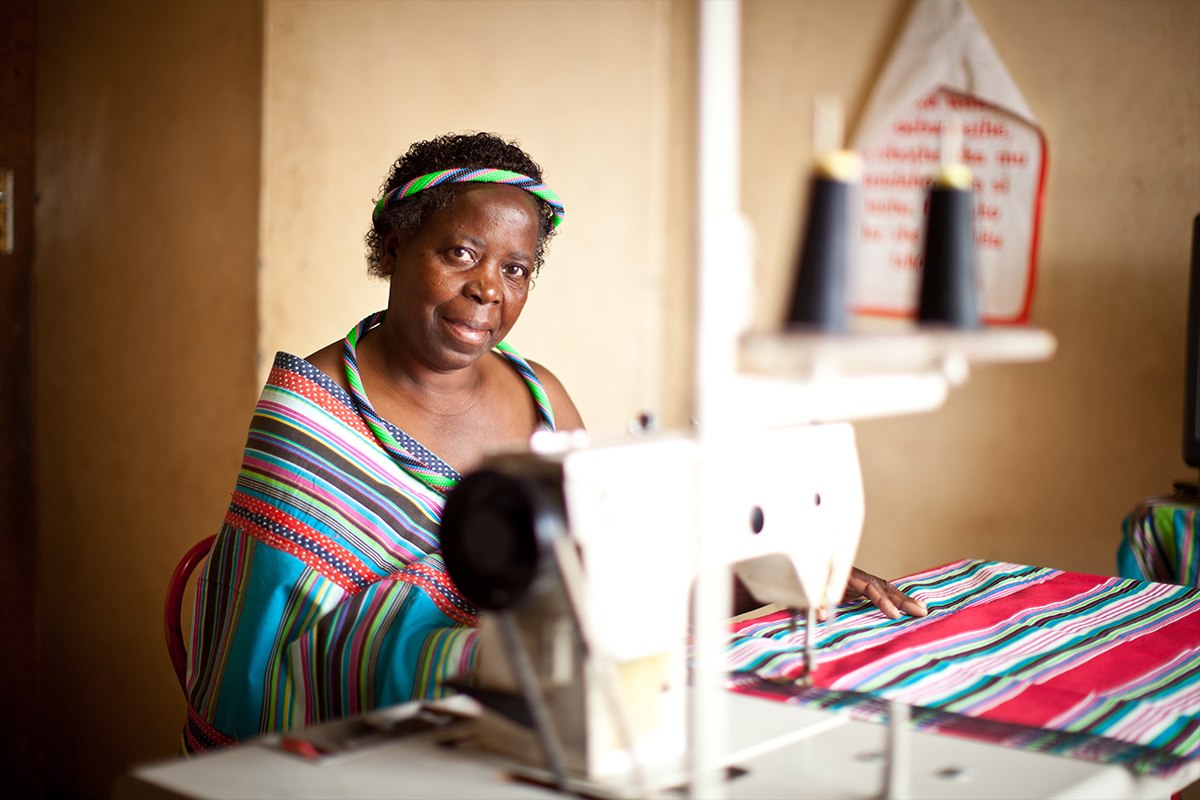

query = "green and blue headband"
372;168;565;229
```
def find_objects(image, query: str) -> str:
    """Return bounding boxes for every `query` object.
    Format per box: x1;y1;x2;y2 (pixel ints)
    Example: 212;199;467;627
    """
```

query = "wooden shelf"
740;327;1057;380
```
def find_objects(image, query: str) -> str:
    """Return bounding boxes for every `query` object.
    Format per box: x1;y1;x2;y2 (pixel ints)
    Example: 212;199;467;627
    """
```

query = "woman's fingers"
845;566;928;620
860;577;901;619
898;595;929;618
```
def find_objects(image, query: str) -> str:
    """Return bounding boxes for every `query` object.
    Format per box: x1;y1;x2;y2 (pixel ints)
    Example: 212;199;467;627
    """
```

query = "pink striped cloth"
726;559;1200;776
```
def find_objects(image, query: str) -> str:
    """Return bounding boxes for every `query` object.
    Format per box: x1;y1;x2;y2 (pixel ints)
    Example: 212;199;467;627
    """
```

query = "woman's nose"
464;265;501;303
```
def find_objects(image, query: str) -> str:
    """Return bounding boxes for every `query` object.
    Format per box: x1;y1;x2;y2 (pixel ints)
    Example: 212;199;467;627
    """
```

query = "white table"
118;693;1198;800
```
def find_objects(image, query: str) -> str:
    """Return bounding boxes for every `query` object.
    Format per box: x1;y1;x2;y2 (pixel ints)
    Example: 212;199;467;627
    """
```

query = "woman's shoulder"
524;358;585;431
305;340;352;395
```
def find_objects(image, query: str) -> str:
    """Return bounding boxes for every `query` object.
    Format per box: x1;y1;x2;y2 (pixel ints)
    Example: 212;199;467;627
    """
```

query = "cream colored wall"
742;0;1200;579
260;0;693;435
34;1;262;796
266;0;1200;583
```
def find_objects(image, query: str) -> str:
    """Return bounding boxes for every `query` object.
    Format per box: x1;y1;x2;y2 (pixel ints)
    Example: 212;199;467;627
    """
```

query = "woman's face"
381;184;541;372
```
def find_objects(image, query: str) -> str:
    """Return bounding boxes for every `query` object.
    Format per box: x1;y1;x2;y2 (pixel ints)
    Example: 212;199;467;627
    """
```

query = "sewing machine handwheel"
441;467;566;610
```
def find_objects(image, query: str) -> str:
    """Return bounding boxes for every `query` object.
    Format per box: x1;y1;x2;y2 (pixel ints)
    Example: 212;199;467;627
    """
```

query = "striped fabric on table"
727;559;1200;776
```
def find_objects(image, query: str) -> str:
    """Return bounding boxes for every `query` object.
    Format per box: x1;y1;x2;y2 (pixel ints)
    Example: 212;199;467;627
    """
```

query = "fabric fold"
184;325;553;752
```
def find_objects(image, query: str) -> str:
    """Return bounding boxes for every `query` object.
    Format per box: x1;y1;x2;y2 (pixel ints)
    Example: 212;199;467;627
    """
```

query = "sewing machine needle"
804;607;818;677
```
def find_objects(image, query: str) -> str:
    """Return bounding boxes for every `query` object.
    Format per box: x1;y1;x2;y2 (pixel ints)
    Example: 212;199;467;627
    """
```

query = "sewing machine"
436;422;864;796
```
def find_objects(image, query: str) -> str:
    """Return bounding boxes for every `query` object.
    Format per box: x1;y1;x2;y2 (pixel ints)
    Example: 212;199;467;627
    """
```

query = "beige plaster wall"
34;1;262;796
742;0;1200;579
259;0;695;435
264;0;1200;584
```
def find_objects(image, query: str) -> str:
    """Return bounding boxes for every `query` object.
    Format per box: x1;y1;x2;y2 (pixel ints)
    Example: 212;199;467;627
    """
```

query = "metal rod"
496;610;572;793
691;0;744;795
804;607;818;677
884;699;911;800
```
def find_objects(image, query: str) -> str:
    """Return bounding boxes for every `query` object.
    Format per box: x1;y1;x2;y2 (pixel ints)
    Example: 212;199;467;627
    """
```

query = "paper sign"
849;0;1047;324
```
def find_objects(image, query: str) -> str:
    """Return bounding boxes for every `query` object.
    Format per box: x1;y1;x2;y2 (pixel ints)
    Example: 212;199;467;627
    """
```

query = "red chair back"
164;535;216;695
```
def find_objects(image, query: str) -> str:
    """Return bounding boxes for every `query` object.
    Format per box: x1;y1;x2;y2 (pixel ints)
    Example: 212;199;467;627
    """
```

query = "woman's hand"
841;566;928;620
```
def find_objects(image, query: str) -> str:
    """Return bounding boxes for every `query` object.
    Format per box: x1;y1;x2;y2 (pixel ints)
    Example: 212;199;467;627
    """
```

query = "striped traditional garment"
183;312;555;752
1120;493;1200;587
728;559;1200;776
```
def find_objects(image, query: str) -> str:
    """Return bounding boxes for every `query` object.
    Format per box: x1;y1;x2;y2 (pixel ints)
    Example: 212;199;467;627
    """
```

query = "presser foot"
784;670;815;689
755;642;817;688
761;659;814;688
731;608;821;688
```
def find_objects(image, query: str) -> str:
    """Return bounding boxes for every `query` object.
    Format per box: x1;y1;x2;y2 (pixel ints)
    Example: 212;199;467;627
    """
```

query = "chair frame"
164;534;216;694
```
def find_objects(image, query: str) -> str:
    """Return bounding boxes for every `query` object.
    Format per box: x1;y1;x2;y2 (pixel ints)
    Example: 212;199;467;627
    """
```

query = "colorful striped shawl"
1120;493;1200;587
184;328;555;752
728;559;1200;776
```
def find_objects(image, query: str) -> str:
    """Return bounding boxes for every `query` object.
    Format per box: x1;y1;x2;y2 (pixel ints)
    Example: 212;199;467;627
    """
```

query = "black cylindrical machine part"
786;176;852;331
917;185;979;328
440;466;566;611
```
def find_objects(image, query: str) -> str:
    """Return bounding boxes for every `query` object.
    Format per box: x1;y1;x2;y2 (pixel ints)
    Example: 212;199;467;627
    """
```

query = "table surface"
119;693;1199;800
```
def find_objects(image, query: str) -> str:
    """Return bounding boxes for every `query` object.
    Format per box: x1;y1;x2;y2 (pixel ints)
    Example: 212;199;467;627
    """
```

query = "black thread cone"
917;185;979;328
786;177;851;331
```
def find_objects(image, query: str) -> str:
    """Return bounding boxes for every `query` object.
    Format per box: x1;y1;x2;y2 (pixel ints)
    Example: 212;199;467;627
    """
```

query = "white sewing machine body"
440;423;865;792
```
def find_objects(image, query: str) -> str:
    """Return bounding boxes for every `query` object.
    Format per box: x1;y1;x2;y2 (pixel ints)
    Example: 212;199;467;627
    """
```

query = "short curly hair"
365;132;558;278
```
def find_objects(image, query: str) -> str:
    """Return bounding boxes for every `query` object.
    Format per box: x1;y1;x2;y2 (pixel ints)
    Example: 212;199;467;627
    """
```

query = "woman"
184;132;583;752
183;131;922;753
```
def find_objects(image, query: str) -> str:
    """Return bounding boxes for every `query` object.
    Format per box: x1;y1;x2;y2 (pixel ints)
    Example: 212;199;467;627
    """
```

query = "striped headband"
372;168;565;229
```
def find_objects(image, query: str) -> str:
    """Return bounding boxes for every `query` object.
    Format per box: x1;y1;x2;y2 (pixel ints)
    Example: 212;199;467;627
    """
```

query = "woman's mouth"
444;317;492;346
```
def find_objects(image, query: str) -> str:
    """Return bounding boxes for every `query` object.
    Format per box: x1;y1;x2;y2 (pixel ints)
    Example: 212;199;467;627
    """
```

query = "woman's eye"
503;264;530;280
449;246;474;262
